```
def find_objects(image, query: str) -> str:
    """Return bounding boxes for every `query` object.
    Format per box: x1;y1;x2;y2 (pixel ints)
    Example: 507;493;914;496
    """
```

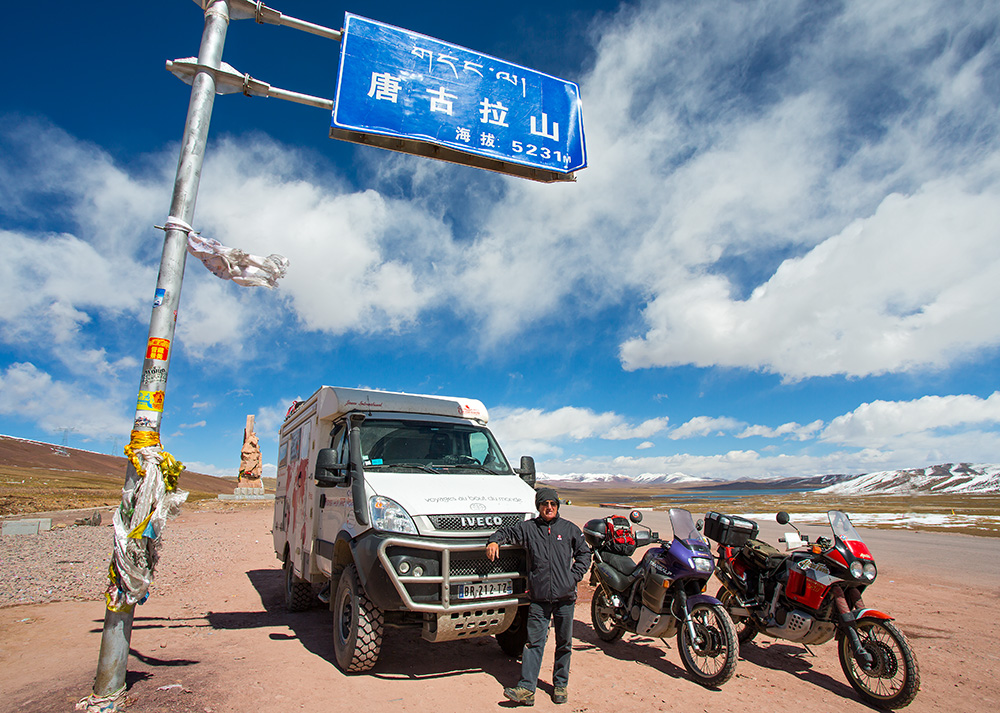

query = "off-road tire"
284;555;313;612
333;564;384;673
590;587;625;642
717;587;757;644
496;606;530;657
677;602;738;688
838;618;920;709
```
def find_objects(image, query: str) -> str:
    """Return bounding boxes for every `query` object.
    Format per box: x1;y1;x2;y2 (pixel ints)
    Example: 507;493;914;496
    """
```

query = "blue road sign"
331;13;587;182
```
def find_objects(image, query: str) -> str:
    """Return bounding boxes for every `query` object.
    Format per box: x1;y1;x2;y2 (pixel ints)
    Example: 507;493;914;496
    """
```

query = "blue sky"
2;0;1000;482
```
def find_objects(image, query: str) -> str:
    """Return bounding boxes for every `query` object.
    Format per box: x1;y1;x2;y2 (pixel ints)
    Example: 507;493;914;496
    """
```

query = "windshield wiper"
437;464;500;474
370;462;439;474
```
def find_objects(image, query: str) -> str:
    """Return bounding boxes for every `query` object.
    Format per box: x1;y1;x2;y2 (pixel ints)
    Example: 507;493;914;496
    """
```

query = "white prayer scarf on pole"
164;216;289;288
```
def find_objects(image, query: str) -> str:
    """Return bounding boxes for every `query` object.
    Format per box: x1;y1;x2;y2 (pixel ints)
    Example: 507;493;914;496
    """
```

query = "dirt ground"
1;501;997;713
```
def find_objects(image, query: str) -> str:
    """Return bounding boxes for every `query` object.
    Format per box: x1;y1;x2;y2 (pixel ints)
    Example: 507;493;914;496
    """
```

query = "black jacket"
489;515;591;602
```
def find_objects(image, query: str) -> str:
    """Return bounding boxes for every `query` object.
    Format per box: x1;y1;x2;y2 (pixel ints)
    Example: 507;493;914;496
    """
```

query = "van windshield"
359;419;513;475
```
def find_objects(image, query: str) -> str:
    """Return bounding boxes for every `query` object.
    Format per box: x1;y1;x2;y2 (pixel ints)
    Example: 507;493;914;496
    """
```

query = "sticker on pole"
146;338;171;361
331;13;587;183
137;391;165;412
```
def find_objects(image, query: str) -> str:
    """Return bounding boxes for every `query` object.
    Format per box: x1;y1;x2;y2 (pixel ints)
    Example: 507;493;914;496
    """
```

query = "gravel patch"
0;502;274;608
0;524;114;607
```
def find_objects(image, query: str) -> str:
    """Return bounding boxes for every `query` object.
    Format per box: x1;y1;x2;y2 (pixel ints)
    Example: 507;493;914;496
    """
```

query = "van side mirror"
314;448;348;486
515;456;536;487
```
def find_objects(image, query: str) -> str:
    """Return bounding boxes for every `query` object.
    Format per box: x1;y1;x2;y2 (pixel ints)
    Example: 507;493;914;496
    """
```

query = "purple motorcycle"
584;508;738;687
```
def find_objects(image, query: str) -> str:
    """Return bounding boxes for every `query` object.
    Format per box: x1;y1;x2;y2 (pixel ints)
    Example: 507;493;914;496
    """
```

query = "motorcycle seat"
596;562;634;592
602;552;639;576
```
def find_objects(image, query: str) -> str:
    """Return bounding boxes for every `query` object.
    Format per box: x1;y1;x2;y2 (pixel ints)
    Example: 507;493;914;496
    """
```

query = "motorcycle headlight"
849;561;864;579
691;557;714;573
863;562;877;581
370;496;417;534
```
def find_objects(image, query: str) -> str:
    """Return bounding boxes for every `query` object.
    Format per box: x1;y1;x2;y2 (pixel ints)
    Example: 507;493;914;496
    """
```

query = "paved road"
561;504;1000;590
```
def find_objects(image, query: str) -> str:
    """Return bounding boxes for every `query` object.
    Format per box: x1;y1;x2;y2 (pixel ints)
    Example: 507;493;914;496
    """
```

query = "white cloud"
582;0;1000;379
669;416;744;440
0;362;131;438
179;420;206;429
821;393;1000;448
602;416;670;440
182;461;236;479
636;441;654;450
196;138;441;337
621;180;1000;378
491;406;669;458
254;396;298;445
0;230;152;374
738;420;825;441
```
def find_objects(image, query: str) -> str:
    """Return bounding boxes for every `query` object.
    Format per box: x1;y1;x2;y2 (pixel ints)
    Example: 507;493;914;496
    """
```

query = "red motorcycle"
705;509;920;709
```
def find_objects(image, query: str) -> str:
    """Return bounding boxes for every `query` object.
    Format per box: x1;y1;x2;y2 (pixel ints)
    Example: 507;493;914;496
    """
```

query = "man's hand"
486;541;499;561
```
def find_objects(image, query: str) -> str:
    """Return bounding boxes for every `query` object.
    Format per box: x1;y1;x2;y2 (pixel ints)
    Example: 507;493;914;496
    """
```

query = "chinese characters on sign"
331;13;587;181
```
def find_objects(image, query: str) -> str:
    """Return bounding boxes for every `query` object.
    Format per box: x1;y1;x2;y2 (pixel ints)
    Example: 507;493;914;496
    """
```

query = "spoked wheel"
717;587;757;644
677;602;738;688
838;618;920;709
590;587;625;642
283;555;313;612
333;564;384;673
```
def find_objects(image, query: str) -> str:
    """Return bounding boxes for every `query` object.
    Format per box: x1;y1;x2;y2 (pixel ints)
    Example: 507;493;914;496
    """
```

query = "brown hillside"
0;434;237;517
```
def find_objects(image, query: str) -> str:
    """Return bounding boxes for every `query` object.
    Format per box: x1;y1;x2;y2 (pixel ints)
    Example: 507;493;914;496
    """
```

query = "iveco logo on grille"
461;515;503;528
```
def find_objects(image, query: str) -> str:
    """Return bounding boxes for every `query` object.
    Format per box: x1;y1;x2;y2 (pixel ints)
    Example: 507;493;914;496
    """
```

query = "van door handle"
320;493;326;509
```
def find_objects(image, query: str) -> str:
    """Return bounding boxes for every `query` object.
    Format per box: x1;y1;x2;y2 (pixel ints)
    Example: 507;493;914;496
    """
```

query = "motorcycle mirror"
776;511;790;525
696;518;704;531
629;510;643;524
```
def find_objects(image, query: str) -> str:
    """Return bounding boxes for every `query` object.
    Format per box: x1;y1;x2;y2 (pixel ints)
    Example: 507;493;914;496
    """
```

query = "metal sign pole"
90;0;230;700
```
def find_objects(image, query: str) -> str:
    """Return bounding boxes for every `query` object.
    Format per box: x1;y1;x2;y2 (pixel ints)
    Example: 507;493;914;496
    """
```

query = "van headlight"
370;496;417;534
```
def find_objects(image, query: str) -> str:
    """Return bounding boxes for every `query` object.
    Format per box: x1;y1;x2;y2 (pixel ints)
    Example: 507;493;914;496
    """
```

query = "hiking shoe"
503;687;535;706
552;686;568;704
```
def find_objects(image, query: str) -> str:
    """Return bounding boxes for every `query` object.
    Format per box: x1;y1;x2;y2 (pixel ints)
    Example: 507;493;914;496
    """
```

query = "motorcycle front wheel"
717;587;757;644
677;602;738;688
838;618;920;709
590;587;625;642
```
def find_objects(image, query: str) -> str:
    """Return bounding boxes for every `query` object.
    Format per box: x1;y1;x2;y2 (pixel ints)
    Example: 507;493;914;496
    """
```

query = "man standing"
486;488;591;706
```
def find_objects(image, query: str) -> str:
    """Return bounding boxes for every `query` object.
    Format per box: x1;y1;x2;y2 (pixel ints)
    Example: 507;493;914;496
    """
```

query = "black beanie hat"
535;487;560;507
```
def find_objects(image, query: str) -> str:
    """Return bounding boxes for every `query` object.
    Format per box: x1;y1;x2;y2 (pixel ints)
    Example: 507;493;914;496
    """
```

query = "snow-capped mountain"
537;471;710;486
816;463;1000;495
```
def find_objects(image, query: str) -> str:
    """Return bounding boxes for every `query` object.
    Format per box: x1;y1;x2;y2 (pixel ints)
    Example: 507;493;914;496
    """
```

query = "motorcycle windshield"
828;510;864;544
669;508;708;546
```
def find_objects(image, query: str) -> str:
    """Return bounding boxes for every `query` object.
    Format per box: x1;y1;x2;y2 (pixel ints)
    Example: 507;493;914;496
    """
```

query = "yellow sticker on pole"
137;391;165;412
146;338;170;361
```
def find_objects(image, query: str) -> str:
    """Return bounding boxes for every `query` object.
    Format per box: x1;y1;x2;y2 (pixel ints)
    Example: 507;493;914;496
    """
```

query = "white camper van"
273;386;538;672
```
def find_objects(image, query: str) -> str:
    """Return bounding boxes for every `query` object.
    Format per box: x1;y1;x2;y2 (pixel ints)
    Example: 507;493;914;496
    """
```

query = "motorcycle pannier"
703;511;758;547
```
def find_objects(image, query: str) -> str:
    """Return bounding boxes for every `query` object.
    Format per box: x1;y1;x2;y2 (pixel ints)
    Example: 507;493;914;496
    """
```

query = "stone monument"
219;414;272;500
238;414;263;489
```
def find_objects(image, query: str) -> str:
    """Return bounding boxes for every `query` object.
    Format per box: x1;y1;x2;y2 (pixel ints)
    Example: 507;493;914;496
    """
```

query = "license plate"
456;580;513;600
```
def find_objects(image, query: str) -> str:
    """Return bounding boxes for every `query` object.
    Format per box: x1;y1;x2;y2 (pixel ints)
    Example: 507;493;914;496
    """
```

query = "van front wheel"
333;564;384;672
496;606;529;657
